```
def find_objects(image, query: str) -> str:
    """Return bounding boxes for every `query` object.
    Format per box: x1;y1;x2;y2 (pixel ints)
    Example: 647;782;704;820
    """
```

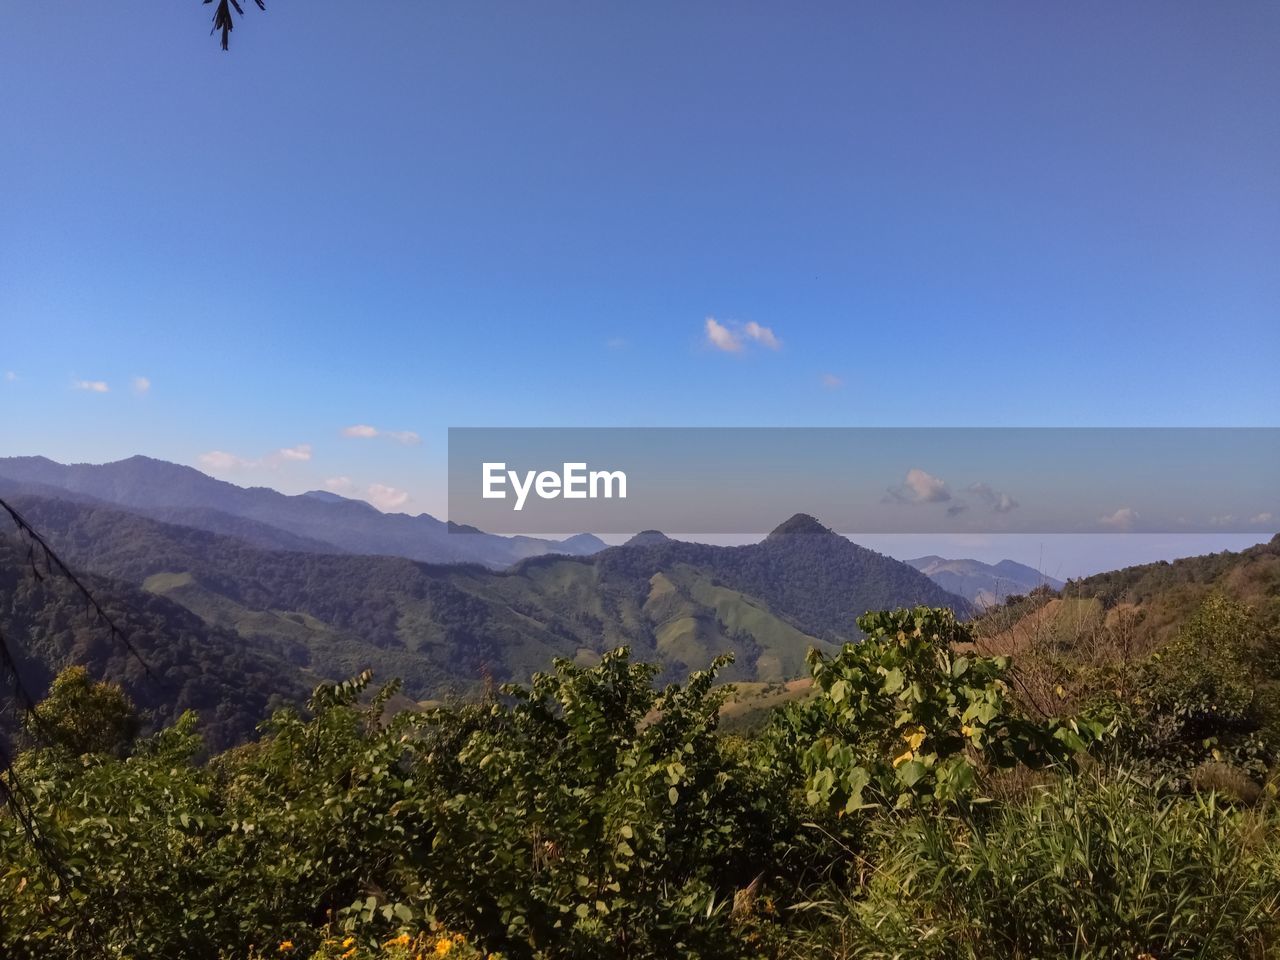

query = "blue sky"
2;2;1277;572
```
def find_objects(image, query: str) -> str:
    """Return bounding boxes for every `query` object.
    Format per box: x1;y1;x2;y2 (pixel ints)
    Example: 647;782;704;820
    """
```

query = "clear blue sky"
2;3;1277;571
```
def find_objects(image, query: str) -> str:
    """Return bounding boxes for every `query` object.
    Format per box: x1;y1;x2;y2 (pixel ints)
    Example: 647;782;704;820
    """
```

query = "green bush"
780;607;1097;813
412;648;801;959
1086;594;1277;784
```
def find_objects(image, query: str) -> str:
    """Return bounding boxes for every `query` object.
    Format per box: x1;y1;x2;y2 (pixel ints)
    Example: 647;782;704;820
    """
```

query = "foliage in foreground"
1;603;1278;959
789;772;1280;959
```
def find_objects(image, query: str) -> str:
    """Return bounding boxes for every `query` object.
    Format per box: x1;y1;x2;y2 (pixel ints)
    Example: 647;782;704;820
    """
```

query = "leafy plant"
786;607;1097;812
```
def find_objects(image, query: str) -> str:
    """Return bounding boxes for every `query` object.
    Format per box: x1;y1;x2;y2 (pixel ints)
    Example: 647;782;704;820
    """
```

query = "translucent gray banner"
447;428;1280;536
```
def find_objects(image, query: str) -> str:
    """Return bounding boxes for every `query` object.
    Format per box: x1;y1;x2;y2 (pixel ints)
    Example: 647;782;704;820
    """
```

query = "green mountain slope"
0;534;308;751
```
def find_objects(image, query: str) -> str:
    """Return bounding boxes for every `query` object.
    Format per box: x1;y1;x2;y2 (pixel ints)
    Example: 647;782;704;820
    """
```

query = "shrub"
781;607;1097;813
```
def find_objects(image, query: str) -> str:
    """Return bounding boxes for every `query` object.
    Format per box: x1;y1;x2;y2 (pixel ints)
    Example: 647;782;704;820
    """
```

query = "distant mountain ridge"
0;455;606;568
908;555;1064;607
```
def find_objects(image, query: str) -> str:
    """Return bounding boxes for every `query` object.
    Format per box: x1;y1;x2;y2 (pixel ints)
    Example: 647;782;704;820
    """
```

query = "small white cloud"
744;321;781;350
367;483;410;511
199;450;251;470
606;337;629;350
73;379;109;393
705;317;743;353
1100;507;1139;531
704;317;784;354
820;373;843;389
276;444;312;462
1250;512;1274;525
905;468;950;503
968;482;1019;514
132;376;151;395
325;476;354;493
4;371;16;382
341;424;419;445
200;444;311;471
885;468;951;504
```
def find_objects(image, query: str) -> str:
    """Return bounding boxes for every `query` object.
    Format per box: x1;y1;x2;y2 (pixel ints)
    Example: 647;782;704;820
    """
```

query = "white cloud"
744;321;781;350
199;450;251;470
968;482;1019;514
325;476;354;493
1250;512;1275;525
276;444;312;462
341;424;420;445
820;373;843;389
885;468;951;504
905;468;951;503
133;376;151;395
606;337;629;350
199;443;312;471
367;483;410;511
73;379;109;393
1100;507;1139;531
704;317;743;353
704;317;784;354
4;371;16;382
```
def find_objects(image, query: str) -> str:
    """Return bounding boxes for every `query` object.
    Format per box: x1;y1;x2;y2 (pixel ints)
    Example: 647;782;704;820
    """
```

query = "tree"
27;665;139;757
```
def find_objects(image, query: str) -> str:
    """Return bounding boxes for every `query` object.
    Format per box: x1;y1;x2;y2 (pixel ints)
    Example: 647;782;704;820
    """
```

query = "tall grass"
789;771;1280;959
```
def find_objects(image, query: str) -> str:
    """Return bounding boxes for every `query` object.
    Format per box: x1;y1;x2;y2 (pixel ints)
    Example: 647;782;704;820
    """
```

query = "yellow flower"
278;943;295;953
892;749;913;767
904;727;926;751
435;938;454;957
343;937;355;948
961;724;976;737
385;934;411;948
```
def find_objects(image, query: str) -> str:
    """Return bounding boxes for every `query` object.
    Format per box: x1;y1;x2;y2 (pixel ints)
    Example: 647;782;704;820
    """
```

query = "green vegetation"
0;536;305;750
4;600;1278;959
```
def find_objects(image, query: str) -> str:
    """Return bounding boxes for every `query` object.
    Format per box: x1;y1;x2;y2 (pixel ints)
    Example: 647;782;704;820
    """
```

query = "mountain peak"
624;530;672;547
767;514;835;539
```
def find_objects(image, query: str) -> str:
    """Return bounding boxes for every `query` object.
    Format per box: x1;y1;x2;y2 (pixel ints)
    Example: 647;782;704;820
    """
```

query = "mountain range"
0;457;975;746
0;455;606;567
907;555;1065;607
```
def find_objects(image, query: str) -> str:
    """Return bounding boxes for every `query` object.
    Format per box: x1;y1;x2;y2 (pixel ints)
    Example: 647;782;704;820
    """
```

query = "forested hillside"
1050;533;1280;651
0;535;305;750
